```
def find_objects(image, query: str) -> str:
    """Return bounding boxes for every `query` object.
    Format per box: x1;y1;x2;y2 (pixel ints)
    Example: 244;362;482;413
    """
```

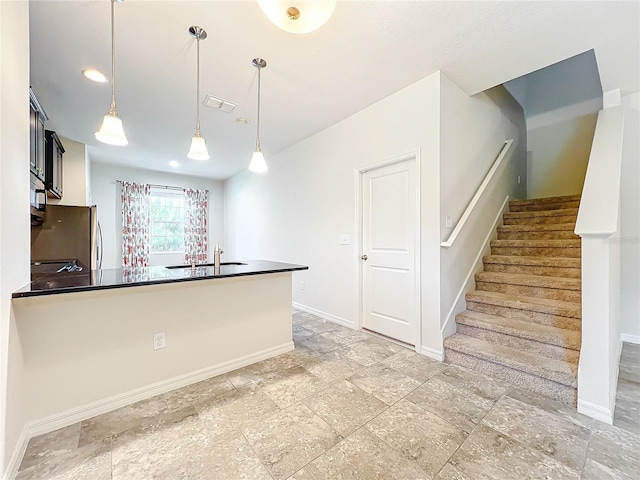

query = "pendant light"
249;58;268;173
187;26;210;161
257;0;337;34
95;0;128;146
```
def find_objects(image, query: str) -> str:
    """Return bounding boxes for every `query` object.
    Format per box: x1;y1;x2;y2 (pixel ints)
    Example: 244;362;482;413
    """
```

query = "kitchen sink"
165;262;246;269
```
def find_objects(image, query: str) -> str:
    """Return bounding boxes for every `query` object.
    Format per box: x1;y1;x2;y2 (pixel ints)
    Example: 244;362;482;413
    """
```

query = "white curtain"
183;188;209;265
120;181;151;268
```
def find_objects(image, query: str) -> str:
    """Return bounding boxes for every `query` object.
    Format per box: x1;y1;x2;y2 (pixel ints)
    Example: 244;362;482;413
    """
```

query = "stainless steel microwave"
30;174;46;224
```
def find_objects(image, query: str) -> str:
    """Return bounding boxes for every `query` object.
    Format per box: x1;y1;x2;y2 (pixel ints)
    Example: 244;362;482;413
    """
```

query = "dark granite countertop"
13;260;308;298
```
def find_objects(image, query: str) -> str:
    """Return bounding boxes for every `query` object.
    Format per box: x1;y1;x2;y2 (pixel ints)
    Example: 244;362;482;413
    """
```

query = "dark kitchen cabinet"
45;130;64;198
29;88;48;182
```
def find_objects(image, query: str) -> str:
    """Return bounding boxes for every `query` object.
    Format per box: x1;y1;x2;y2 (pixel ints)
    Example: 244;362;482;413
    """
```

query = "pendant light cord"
255;65;261;150
109;0;117;115
195;31;202;136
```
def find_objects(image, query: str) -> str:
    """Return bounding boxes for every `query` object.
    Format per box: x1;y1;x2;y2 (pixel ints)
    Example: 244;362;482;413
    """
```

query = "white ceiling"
29;1;639;180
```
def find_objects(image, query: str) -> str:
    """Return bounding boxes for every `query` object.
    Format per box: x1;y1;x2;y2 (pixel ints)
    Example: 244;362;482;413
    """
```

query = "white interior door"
362;158;418;345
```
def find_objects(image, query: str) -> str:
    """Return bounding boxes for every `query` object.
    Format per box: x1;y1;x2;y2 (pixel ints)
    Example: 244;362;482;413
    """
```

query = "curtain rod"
117;180;209;194
117;180;182;192
148;183;183;192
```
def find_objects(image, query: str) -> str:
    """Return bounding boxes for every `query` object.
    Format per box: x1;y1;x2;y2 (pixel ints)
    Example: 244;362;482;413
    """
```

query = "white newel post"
577;233;621;423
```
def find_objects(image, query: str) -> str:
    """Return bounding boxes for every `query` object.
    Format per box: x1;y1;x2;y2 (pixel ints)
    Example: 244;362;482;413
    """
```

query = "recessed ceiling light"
236;117;250;125
169;161;179;168
82;68;108;83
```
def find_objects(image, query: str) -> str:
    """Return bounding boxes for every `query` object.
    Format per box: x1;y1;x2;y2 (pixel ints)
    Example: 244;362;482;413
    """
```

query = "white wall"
620;92;640;341
505;50;602;118
12;273;292;431
0;0;31;475
503;51;603;199
527;113;597;198
48;136;90;207
91;162;225;269
439;78;526;334
225;71;525;359
226;72;441;352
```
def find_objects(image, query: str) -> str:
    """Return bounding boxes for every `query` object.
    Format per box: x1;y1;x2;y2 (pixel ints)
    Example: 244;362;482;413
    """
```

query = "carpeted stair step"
497;223;579;240
475;271;581;302
509;194;581;212
455;310;581;362
444;334;577;405
483;255;581;278
490;239;581;258
465;290;581;331
503;208;578;226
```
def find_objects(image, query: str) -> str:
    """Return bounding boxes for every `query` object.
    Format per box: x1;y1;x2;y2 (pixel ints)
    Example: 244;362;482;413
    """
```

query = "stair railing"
441;139;514;247
575;104;624;423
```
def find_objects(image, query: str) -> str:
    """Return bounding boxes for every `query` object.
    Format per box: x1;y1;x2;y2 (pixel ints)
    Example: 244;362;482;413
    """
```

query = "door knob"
361;255;368;261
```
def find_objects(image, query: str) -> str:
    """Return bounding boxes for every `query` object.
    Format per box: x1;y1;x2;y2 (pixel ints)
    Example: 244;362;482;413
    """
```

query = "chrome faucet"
214;243;224;268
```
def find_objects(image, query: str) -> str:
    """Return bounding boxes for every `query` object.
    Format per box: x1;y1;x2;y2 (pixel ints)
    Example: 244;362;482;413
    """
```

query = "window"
149;188;185;253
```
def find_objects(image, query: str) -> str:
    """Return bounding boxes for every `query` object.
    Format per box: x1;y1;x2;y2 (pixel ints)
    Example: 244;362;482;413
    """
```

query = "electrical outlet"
153;332;166;350
445;215;453;229
340;234;350;245
301;281;305;290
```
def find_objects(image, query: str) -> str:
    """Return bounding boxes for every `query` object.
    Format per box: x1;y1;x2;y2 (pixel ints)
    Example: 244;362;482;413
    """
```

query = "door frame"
354;150;422;351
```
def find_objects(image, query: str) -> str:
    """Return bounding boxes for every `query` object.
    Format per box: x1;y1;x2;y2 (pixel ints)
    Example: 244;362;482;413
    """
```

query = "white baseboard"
292;302;355;329
3;341;293;480
3;428;29;480
577;399;614;425
420;345;444;362
621;333;640;344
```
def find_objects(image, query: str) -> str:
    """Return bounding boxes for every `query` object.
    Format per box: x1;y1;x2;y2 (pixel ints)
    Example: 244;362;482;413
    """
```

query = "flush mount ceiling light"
248;58;268;173
82;68;108;83
203;94;238;113
257;0;337;34
187;26;210;161
94;0;128;146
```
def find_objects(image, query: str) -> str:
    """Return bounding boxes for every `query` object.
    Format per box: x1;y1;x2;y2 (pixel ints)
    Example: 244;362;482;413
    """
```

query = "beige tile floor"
16;310;640;479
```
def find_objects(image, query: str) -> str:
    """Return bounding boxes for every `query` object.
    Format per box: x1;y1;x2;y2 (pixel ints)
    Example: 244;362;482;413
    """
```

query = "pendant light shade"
95;0;128;146
95;113;128;146
257;0;337;34
188;134;210;161
187;26;210;161
249;58;268;173
249;149;268;173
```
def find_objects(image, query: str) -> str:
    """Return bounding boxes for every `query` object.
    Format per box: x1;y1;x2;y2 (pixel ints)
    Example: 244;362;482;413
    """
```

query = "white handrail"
441;139;514;248
575;106;623;236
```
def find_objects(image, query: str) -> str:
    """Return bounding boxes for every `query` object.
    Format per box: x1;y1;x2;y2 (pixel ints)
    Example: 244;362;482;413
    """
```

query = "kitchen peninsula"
11;260;307;431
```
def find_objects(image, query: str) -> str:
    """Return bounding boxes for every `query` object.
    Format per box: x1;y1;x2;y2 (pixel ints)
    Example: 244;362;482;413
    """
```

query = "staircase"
444;194;582;405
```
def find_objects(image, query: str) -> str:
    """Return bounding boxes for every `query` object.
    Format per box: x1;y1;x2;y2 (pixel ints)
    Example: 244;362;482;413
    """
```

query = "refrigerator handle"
89;205;101;271
97;221;104;270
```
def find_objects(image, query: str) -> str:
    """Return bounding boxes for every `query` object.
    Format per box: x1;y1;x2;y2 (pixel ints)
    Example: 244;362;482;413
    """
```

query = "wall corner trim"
577;399;614;424
603;89;622;109
621;333;640;345
420;345;444;362
3;427;28;480
292;302;355;329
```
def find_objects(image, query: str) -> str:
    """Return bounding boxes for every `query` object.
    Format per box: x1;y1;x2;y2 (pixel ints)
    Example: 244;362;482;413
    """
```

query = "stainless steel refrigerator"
31;204;102;272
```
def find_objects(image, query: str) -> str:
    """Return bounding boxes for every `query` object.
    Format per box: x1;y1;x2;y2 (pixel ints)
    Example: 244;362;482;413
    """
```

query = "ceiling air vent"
203;94;238;113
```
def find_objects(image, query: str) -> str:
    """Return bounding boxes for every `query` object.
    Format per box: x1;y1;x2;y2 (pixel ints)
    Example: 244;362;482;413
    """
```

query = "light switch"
445;216;453;229
340;234;350;245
